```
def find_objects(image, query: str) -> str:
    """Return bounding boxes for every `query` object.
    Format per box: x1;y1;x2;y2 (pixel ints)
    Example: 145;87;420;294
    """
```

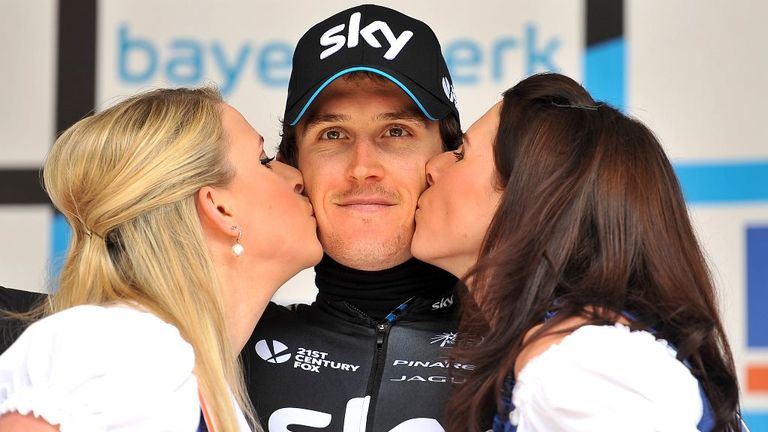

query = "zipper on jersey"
376;323;387;346
364;321;390;431
362;297;414;431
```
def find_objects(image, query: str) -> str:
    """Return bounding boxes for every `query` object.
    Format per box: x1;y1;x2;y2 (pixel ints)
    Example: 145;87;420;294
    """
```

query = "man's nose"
348;139;384;182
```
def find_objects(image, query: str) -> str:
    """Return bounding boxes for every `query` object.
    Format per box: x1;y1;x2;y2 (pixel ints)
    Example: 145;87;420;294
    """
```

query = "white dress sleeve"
0;304;200;432
511;324;704;432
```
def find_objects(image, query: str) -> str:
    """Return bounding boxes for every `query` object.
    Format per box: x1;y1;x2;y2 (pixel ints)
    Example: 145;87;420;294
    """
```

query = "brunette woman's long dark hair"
445;73;741;431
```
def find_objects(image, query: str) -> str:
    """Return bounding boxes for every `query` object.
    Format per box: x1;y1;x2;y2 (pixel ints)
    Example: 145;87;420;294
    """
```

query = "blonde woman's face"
220;104;322;276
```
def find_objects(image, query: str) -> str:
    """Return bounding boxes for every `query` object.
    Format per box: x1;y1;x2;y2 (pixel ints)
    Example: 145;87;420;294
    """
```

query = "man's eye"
321;130;346;140
387;127;409;137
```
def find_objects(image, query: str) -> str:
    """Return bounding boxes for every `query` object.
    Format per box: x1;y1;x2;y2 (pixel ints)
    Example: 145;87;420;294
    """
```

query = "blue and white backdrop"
1;0;766;427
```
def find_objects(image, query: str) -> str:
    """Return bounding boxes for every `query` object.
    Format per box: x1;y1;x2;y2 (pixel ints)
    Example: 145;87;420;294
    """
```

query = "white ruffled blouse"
0;304;250;431
510;324;705;432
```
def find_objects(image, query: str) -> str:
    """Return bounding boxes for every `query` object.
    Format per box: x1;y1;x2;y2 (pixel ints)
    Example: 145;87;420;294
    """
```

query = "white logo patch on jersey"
255;339;292;364
430;332;457;347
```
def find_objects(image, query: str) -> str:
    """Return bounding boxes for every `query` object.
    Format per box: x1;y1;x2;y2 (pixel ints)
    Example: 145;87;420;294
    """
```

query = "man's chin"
321;232;413;271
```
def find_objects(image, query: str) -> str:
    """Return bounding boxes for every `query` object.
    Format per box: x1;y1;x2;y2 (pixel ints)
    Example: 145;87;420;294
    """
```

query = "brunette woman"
412;73;744;431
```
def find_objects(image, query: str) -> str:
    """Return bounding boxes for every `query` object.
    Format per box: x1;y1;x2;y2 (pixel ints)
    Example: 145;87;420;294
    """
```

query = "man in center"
242;4;463;431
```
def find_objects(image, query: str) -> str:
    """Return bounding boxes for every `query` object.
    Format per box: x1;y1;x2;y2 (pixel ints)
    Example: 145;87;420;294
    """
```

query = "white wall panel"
0;0;57;166
627;0;768;161
0;206;52;293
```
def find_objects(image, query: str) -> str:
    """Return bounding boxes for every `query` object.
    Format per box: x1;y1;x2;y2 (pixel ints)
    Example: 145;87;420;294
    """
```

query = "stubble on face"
322;222;412;270
318;182;414;270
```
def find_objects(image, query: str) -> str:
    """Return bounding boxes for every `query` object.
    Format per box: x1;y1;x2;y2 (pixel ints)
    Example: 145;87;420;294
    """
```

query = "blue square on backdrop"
748;226;768;347
50;213;72;285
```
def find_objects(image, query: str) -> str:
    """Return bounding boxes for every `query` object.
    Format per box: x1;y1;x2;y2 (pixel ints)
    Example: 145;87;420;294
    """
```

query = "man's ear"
196;186;236;237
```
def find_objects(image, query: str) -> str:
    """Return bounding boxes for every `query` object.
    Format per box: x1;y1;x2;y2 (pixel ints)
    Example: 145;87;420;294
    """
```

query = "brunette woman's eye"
260;155;275;168
452;149;465;161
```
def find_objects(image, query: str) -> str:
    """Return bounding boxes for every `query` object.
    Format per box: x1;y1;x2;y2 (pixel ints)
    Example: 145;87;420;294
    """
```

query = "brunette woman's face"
412;102;503;278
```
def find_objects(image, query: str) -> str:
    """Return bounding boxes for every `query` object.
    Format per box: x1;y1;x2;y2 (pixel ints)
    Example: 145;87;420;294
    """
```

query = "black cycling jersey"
242;255;460;432
0;286;45;351
0;255;460;432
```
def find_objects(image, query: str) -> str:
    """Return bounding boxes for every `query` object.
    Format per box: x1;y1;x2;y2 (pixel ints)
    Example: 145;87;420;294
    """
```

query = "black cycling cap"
284;4;460;127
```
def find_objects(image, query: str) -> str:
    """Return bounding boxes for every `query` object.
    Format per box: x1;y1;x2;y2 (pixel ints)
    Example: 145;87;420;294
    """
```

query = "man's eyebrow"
376;110;427;125
302;113;351;129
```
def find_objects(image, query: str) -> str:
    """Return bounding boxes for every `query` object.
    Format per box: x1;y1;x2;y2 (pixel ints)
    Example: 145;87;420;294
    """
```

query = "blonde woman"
0;88;322;431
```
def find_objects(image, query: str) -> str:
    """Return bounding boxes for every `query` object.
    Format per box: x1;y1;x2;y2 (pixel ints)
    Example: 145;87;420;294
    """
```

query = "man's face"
296;77;443;270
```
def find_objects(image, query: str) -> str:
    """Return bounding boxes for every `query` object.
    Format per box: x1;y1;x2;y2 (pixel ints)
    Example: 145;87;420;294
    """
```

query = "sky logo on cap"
319;11;414;60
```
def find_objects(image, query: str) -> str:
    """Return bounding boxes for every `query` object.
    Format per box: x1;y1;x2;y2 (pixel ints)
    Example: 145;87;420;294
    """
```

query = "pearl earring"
231;226;244;257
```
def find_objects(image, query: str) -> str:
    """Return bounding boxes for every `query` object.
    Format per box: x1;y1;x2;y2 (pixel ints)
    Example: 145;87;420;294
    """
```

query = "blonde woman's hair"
43;87;257;431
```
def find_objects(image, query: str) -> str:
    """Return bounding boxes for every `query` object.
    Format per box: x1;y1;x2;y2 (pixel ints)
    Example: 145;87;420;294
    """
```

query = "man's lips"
335;196;397;212
336;197;397;206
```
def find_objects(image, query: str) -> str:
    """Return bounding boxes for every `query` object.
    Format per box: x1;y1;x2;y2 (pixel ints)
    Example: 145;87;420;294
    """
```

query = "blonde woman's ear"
196;186;236;238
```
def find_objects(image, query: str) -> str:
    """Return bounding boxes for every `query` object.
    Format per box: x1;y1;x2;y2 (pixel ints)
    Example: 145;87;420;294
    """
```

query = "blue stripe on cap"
289;66;438;126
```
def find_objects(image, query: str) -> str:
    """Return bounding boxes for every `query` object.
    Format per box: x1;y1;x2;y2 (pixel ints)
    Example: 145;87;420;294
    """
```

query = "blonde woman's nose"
276;161;305;194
